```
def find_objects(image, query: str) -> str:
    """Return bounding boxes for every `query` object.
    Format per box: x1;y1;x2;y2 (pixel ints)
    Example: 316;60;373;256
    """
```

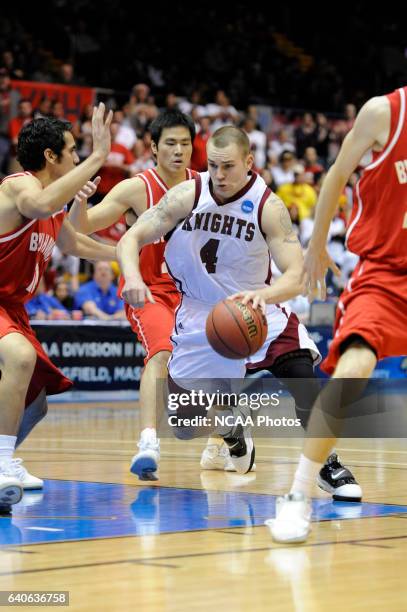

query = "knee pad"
269;350;320;429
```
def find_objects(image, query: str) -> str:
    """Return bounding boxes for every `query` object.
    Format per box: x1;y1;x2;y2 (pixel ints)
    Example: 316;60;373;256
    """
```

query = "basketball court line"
2;532;407;577
1;480;406;548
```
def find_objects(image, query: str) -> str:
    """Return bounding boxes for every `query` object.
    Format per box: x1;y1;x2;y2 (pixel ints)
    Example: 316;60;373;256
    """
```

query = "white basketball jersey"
165;171;272;304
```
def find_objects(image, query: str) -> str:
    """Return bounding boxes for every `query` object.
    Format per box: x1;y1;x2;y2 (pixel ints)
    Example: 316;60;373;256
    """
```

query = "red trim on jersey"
138;173;153;208
258;186;272;237
209;171;257;206
193;173;202;210
247;312;300;370
1;171;32;184
0;218;36;243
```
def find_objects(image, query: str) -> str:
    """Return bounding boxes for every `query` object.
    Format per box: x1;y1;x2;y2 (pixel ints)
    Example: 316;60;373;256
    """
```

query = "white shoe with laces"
9;458;43;490
200;442;256;472
130;436;160;481
265;493;312;543
0;462;24;512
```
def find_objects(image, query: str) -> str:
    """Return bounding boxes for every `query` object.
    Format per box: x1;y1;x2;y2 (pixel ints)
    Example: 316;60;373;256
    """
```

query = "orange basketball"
206;299;268;359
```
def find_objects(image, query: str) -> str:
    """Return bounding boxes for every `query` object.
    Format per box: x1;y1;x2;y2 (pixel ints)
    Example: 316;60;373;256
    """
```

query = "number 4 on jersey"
200;238;220;274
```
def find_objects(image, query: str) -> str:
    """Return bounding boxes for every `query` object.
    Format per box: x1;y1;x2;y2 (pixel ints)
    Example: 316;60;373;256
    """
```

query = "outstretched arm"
13;103;113;219
56;218;116;261
117;179;196;307
69;176;147;234
304;96;390;300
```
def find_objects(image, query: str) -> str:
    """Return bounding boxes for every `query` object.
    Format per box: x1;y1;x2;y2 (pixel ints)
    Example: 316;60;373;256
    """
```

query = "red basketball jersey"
346;87;407;269
119;167;197;294
0;174;66;304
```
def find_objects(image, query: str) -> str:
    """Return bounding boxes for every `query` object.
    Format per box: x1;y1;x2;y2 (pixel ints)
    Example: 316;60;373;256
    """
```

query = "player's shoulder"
358;95;390;121
0;171;41;193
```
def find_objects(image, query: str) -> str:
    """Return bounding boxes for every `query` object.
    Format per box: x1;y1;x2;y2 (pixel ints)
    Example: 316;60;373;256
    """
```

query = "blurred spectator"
74;261;125;320
0;69;19;176
96;120;135;200
50;246;80;292
314;113;330;162
190;116;211;172
179;89;206;118
206;90;239;131
56;62;83;86
128;83;159;137
34;97;52;119
112;110;137;151
277;164;317;221
1;51;24;80
242;116;267;170
303;147;324;181
53;280;75;311
50;100;66;120
164;92;179;111
8;98;32;171
271;150;296;188
268;128;296;162
294;112;317;159
26;279;69;320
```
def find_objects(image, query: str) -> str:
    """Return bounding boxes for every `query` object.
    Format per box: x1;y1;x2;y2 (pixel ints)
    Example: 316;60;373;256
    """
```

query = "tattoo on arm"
268;194;299;243
136;181;193;239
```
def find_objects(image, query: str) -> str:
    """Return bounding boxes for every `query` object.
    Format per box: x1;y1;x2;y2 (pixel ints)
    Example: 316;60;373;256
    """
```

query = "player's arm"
118;179;196;307
56;218;116;261
304;96;390;300
13;104;113;219
69;177;147;234
229;194;304;311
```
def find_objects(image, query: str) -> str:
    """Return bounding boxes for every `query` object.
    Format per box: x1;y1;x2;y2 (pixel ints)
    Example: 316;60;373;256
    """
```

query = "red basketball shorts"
125;291;181;365
322;260;407;375
0;302;73;406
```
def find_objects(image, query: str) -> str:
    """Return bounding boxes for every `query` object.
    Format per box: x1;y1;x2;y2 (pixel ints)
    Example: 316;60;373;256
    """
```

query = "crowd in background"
1;2;390;323
4;81;360;325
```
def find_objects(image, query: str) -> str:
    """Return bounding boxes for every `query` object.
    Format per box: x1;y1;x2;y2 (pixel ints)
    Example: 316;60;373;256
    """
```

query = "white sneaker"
223;429;255;475
0;463;24;512
265;493;312;543
130;437;160;481
200;442;256;472
10;458;43;490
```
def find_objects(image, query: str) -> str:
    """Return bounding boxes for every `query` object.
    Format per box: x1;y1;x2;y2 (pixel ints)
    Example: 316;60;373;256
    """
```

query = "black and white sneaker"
222;428;255;475
317;453;362;502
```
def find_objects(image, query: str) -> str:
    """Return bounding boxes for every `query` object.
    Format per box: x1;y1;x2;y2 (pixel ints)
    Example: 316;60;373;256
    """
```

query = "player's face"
154;126;192;173
207;142;253;200
54;131;80;177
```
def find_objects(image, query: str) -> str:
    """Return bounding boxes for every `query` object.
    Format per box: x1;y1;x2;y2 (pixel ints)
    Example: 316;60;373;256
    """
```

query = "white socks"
0;435;16;462
140;428;158;444
290;454;322;498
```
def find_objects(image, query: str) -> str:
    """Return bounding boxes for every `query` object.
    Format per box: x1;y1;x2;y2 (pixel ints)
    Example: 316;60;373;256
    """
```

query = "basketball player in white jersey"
117;127;361;489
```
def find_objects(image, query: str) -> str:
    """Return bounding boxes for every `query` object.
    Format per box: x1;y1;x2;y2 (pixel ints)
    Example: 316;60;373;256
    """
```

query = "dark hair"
150;109;195;146
17;117;72;171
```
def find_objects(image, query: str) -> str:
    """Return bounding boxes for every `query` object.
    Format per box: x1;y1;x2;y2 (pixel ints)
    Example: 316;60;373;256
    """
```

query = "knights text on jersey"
164;171;272;304
0;211;65;303
346;86;407;269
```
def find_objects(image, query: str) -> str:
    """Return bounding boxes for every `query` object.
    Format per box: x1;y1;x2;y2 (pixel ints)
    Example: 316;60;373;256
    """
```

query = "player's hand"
227;290;266;314
73;176;101;206
92;102;113;160
121;277;156;307
301;244;341;302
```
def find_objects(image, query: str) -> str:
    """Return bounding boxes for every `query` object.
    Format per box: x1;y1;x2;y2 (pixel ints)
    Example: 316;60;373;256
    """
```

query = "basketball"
205;299;268;359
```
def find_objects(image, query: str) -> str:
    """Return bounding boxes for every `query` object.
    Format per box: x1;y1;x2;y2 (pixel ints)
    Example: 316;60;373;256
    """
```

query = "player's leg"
13;388;48;490
127;296;177;480
0;333;37;510
270;349;362;502
268;338;376;543
130;350;170;480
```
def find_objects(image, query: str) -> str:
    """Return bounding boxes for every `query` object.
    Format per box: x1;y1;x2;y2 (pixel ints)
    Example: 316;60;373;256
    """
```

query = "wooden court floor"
1;402;406;612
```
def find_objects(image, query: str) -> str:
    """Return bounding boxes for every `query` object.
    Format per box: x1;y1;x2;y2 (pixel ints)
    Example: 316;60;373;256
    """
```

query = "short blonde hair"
209;126;250;157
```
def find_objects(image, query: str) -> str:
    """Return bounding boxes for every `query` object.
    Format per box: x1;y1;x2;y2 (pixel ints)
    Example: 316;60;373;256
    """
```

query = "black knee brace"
268;350;320;429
